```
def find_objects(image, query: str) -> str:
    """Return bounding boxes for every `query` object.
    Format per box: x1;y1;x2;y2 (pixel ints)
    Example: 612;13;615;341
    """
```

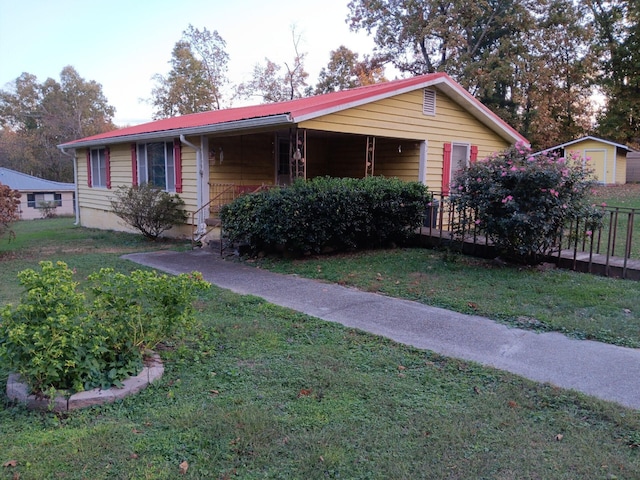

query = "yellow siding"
78;206;191;238
207;134;275;186
565;139;626;184
374;138;421;182
76;140;199;238
615;151;627;184
300;88;511;193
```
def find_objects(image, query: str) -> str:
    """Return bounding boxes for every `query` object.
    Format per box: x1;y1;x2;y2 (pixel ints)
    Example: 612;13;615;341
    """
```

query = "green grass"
1;219;640;479
0;218;187;304
590;184;640;258
253;248;640;348
593;183;640;209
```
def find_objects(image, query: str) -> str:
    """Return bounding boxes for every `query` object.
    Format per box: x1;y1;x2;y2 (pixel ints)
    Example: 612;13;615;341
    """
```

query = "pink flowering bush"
449;143;602;264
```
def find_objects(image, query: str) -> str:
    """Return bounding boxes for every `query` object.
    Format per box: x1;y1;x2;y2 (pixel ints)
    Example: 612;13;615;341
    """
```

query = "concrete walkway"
123;249;640;410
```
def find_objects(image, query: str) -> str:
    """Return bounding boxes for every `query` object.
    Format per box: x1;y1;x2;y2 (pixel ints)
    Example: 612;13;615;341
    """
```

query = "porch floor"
417;227;640;280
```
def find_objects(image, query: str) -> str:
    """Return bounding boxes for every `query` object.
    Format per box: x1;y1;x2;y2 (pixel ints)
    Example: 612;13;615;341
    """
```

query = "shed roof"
0;167;75;191
59;73;528;149
535;136;636;155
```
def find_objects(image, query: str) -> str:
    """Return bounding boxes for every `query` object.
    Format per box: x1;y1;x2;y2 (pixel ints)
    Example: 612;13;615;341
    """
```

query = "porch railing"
421;193;639;280
191;183;277;249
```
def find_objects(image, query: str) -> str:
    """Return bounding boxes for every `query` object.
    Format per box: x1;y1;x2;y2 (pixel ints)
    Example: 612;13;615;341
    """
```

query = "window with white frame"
451;143;470;181
90;147;108;188
27;192;61;208
137;142;176;191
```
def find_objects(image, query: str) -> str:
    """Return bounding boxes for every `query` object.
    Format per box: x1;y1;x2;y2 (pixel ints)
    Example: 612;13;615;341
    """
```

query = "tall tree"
589;0;640;148
0;66;115;181
235;27;309;103
150;25;230;118
347;0;597;149
181;25;229;110
513;0;598;148
315;46;386;94
151;41;215;118
347;0;532;77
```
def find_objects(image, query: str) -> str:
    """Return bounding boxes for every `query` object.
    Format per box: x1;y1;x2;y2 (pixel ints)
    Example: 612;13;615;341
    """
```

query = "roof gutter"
59;147;80;226
58;114;294;149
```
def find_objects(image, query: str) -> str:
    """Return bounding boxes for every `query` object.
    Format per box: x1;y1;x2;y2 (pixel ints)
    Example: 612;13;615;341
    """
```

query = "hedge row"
220;176;430;256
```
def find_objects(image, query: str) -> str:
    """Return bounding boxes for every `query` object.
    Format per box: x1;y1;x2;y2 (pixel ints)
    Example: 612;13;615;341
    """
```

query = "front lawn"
1;219;639;479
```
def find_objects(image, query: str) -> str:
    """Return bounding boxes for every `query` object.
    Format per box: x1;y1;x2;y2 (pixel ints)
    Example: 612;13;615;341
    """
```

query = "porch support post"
290;128;307;182
365;136;376;177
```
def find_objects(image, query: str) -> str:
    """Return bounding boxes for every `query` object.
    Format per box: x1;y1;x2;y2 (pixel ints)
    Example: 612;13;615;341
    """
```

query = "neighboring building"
0;167;75;220
627;152;640;183
58;72;528;239
535;136;634;185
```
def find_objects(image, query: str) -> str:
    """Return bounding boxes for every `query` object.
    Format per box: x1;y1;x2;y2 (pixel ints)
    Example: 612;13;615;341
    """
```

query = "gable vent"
423;88;436;116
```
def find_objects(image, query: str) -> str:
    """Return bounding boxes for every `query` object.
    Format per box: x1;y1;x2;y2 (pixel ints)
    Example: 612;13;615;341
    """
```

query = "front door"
585;149;607;184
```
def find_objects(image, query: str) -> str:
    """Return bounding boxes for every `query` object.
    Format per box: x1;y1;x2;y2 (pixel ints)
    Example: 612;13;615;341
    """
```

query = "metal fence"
421;193;640;279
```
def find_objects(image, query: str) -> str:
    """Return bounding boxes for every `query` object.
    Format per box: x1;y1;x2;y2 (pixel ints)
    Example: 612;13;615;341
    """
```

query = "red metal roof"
59;72;528;148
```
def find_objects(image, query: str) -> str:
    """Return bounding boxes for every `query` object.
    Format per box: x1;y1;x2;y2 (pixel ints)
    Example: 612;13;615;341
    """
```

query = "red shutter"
131;143;138;186
105;147;111;189
174;138;183;193
470;145;479;163
441;142;452;196
86;149;92;187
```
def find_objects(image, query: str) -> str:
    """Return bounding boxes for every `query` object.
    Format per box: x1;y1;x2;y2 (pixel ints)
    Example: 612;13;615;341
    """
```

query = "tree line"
1;0;638;183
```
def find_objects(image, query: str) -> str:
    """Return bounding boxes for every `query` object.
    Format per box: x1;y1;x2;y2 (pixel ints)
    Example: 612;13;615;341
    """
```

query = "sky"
0;0;387;127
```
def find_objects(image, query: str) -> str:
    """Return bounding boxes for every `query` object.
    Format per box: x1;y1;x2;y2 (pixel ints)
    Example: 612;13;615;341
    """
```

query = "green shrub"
110;183;188;240
0;261;210;395
449;143;602;264
220;176;430;255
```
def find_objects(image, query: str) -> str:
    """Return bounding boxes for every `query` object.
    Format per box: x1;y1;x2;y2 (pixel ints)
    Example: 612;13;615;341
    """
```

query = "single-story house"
535;136;634;185
0;167;75;220
58;72;528;239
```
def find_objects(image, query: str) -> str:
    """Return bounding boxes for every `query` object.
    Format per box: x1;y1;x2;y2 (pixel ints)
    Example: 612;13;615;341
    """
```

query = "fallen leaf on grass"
555;434;564;441
132;428;143;434
210;389;220;396
179;460;189;475
507;401;519;408
3;460;17;468
398;365;406;371
467;302;478;310
297;388;313;398
129;453;139;459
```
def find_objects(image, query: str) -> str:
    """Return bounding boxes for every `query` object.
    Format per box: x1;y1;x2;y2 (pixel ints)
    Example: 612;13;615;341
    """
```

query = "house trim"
61;115;294;149
535;136;635;155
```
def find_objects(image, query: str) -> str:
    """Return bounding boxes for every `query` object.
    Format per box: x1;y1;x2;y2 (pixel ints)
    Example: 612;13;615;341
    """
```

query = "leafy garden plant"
0;261;210;395
449;143;602;264
110;183;188;240
221;176;430;255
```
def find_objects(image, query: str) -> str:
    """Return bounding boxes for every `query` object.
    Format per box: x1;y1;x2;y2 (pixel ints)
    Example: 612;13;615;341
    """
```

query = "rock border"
6;354;164;412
